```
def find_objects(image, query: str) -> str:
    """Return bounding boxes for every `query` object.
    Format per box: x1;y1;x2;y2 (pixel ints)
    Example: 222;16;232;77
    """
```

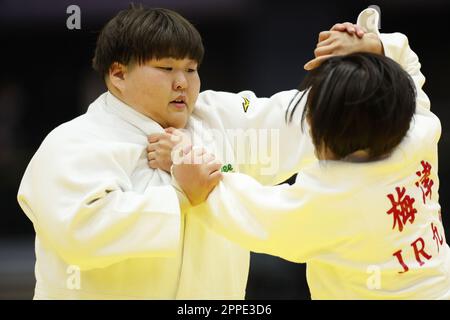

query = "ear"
108;62;127;93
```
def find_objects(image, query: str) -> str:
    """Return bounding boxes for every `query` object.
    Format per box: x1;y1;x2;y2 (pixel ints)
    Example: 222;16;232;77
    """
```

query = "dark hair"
92;5;204;77
287;53;416;160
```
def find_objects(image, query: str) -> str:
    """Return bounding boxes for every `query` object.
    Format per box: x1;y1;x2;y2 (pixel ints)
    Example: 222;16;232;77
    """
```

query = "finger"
354;25;365;38
191;147;207;165
304;54;334;71
148;140;170;153
314;43;338;57
147;143;157;152
331;22;355;34
193;146;207;157
168;133;182;144
148;134;162;143
164;127;175;134
208;171;223;187
207;162;223;173
331;22;364;38
147;151;156;160
165;128;183;142
183;144;193;155
181;148;199;164
339;22;355;35
171;130;191;148
160;132;174;142
316;36;335;48
148;159;158;169
168;128;184;137
202;153;216;164
318;31;331;43
330;23;346;32
180;152;193;164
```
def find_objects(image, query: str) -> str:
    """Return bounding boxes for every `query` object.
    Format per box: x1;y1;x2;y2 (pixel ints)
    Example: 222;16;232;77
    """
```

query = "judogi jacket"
17;8;409;300
195;30;450;299
16;74;317;299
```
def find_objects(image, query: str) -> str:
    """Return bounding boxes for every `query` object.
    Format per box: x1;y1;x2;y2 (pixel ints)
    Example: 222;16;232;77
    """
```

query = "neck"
343;150;370;162
318;148;371;162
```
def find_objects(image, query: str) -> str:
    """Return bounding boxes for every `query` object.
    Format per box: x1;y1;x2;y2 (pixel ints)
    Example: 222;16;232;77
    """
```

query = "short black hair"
92;5;204;77
287;53;416;161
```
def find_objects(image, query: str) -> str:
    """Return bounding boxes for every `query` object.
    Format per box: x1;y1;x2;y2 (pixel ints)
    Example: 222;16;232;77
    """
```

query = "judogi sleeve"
357;8;430;111
196;26;429;186
379;32;439;151
192;30;431;262
379;33;431;112
196;89;314;186
17;129;181;270
193;172;342;263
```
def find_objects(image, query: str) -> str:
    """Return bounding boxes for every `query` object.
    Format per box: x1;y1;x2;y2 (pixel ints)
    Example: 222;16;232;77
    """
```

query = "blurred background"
0;0;449;299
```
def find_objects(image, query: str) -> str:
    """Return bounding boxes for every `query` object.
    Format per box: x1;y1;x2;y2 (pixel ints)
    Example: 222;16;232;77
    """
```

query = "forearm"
18;184;182;270
380;33;430;111
193;172;326;262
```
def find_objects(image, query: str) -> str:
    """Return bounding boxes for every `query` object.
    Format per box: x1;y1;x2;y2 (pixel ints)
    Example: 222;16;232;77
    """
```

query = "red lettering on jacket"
411;237;432;266
386;187;417;232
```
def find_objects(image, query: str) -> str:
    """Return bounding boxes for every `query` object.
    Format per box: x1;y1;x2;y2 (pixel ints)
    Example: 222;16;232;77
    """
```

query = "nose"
173;71;188;91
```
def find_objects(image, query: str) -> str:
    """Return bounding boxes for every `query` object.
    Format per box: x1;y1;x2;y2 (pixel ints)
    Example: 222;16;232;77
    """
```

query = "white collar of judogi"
104;91;165;136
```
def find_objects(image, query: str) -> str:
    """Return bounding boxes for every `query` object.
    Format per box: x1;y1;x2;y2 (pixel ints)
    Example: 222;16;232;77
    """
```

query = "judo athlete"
17;6;397;299
172;48;450;298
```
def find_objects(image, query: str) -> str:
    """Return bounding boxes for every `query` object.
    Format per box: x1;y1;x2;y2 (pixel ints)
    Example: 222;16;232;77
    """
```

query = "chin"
169;118;188;129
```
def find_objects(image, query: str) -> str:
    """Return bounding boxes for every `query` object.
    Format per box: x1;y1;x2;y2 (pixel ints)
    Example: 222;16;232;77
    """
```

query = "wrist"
363;33;384;55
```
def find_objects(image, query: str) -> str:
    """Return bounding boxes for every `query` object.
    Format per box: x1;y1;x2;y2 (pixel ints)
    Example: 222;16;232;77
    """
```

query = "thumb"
304;54;334;71
165;127;176;134
183;144;193;155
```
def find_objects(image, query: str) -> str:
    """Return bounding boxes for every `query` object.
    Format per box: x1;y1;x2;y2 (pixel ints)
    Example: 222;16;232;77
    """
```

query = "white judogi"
17;9;410;300
194;33;450;299
16;85;311;299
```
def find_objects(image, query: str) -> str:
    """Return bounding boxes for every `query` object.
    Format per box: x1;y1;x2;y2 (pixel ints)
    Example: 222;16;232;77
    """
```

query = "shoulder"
197;90;249;106
197;89;300;103
196;89;301;114
408;108;441;147
42;114;100;149
37;109;132;162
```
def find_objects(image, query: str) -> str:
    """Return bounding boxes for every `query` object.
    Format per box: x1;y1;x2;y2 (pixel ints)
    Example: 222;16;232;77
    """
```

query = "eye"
157;67;172;71
187;68;197;73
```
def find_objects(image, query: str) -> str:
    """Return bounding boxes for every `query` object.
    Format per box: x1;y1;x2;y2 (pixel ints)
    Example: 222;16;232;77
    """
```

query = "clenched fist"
304;22;383;70
147;127;191;173
172;147;223;206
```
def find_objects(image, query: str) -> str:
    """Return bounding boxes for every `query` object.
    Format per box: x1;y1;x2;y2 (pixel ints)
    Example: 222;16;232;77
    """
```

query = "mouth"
170;96;188;110
169;102;187;110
